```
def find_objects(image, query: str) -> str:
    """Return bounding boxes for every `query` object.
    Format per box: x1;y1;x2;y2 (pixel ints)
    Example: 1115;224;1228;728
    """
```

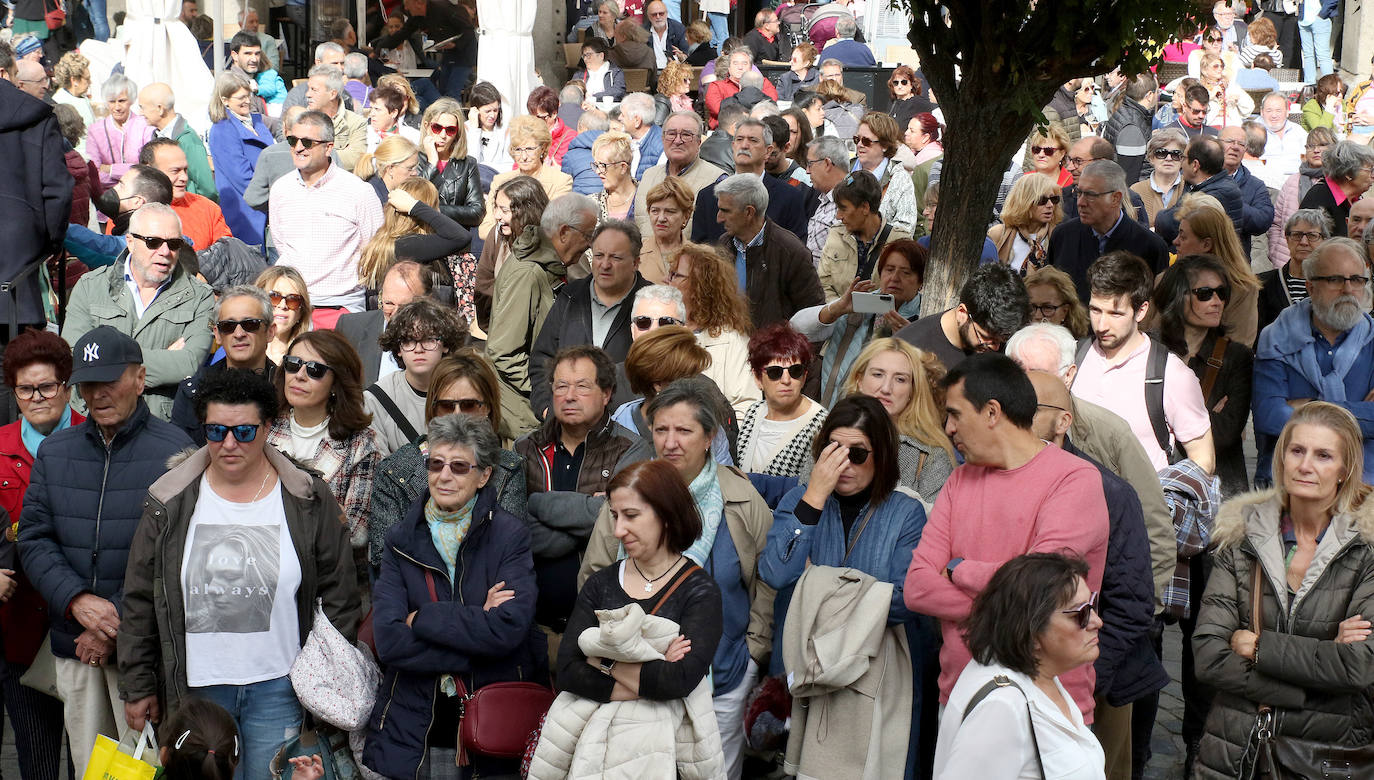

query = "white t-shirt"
182;476;302;687
740;399;823;473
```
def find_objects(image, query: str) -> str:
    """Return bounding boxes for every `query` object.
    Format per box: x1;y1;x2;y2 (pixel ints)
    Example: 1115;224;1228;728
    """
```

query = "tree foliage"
897;0;1201;315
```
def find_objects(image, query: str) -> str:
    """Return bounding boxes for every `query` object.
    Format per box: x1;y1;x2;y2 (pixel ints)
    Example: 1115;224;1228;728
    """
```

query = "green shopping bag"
81;723;163;780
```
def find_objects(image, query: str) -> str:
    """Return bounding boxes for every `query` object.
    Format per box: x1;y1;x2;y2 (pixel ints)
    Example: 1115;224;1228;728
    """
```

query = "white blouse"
934;661;1105;780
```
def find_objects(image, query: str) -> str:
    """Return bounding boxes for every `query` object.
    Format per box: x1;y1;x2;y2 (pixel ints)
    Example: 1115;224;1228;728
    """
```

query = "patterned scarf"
425;495;476;581
682;458;725;567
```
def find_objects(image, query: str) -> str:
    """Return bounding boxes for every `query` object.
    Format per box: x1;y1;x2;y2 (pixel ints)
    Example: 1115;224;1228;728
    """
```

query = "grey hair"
633;284;686;323
541;192;598;237
309;64;345;100
314;41;345;62
620;92;655;124
1241;120;1268;158
1080;159;1128;198
1323;140;1374;181
729;48;754;65
1286;207;1334;237
594;0;619;14
1304;236;1367;279
735;117;772;147
820;58;844;71
578;110;610;131
1146;127;1188;155
128;202;183;236
216;284;273;322
428;413;501;470
1260;91;1289;112
835;17;857;38
715;173;769;216
666;110;704;136
1005;323;1077;378
294;110;335;142
644;377;719;436
559;83;584;104
741;71;764;90
750;101;780;118
102;72;137;103
810;135;849;168
342;52;368;80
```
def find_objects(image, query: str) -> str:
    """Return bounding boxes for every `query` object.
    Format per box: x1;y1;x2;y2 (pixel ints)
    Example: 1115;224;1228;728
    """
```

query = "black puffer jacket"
1193;490;1374;779
417;154;484;228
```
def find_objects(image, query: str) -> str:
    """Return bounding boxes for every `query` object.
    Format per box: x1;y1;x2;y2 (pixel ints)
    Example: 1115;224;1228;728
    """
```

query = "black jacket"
743;28;782;63
715;218;824;328
335;309;386;386
417;154;484;228
372;0;477;66
0;80;72;326
698;132;735;174
1299;177;1352;237
690;173;810;246
170;358;279;446
1256;266;1304;335
1101;96;1153;183
18;402;193;658
1047;214;1172;302
1187;332;1254;498
529;273;651;419
1154;171;1246;244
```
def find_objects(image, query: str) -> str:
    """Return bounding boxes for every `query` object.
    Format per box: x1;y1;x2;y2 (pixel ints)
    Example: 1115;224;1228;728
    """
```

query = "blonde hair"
420;97;468;159
54;51;89;92
209;72;253;124
685;20;711;44
1273;401;1370;516
376;73;420;114
658;61;693;97
508;114;551;155
1177;194;1261;292
1000;173;1062;233
645;175;695;215
254;266;313;344
592;130;633;163
1030;124;1070;154
842;338;954;460
357;178;440;288
354;135;419;181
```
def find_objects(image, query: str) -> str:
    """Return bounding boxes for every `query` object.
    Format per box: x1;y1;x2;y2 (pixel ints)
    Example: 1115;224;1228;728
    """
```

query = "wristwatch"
598;659;617;676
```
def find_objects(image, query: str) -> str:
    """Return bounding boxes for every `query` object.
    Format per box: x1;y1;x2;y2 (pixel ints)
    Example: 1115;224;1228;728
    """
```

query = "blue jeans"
1299;16;1333;83
194;676;302;780
663;0;680;22
83;0;108;40
708;12;728;49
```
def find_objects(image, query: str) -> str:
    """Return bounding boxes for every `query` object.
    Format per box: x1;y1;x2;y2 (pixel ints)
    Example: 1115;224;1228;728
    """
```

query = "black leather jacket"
417;154;484;228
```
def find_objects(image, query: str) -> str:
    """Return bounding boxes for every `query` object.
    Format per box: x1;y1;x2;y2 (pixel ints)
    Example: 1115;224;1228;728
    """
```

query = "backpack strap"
365;383;420;444
1144;338;1173;459
962;674;1047;780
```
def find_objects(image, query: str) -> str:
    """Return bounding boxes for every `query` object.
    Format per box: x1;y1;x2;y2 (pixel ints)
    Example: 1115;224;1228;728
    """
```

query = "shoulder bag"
961;674;1045;780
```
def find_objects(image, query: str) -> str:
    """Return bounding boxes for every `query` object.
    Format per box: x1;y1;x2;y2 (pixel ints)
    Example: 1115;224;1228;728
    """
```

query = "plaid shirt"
1159;459;1221;619
268;418;379;550
267;163;384;307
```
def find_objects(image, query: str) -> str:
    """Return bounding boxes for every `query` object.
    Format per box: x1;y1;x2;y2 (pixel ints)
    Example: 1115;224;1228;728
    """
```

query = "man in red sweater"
905;353;1110;721
139;138;232;250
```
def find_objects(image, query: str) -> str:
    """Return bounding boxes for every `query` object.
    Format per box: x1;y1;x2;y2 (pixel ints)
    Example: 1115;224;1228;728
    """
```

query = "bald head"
1028;370;1073;445
137;83;176;130
1348;197;1374;242
15;59;46;99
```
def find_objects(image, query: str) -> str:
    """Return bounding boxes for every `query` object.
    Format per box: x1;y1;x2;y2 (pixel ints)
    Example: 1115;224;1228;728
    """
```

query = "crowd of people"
3;0;1374;779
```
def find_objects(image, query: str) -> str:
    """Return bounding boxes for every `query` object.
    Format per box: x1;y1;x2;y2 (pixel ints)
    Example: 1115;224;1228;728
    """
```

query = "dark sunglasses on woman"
203;423;260;443
1153;148;1184;161
1061;591;1100;629
1191;285;1231;302
763;364;805;381
282;355;333;380
429;123;460;137
1035;194;1062;207
433;398;488;415
269;291;305;310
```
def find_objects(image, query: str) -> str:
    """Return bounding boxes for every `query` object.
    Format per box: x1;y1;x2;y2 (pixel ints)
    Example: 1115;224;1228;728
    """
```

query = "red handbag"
44;0;65;30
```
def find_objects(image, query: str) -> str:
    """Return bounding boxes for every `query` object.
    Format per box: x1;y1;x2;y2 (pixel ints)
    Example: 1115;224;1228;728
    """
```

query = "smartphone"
852;291;895;314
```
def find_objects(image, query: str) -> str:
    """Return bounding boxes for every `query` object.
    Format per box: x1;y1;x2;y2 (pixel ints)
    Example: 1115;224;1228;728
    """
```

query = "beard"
1313;292;1370;333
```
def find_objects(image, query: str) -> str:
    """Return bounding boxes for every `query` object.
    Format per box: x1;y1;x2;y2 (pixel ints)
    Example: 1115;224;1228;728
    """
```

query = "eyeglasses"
1061;592;1100;629
429;123;460;136
667;270;690;284
593;160;629;173
434;398;488;415
1035;194;1062;207
1030;145;1061;156
1077;188;1115;200
14;381;61;401
663;129;698;141
426;457;476;476
269;291;305;310
762;363;805;381
1311;274;1372;289
552;380;599;396
1206;36;1224;43
1067;156;1101;168
1221;138;1247;148
632;315;683;330
1152;148;1184;161
282;355;333;379
1036;402;1068;413
129;233;187;252
1286;230;1324;243
1032;302;1067;317
203;423;260;443
852;135;877;147
892;78;909;85
804;157;825;168
285;135;327;149
1190;285;1231;302
214;318;266;335
400;337;442;352
511;145;541;156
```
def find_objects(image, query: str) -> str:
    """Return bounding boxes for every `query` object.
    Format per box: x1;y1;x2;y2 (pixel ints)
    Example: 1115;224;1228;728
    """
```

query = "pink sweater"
904;444;1110;721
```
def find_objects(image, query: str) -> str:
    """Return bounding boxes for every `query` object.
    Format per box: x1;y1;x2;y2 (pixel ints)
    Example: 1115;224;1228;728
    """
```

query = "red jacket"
0;413;83;665
548;117;577;167
705;77;779;128
65;148;103;227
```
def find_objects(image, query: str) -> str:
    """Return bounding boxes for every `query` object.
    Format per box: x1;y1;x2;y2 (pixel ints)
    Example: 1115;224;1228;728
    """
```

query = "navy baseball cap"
69;326;144;385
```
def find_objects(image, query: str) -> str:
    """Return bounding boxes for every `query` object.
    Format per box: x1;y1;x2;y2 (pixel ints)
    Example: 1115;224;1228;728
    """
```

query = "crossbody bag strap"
960;674;1047;780
365;384;420;443
1200;336;1230;401
842;506;879;564
648;562;702;616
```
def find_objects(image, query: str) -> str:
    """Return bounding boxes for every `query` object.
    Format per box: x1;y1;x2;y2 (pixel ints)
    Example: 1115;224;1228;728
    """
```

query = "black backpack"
1073;336;1178;464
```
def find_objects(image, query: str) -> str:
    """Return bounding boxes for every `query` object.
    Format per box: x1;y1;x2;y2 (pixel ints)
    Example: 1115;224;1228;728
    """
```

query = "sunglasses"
1206;36;1224;43
762;363;805;381
282;355;333;380
434;398;489;415
632;315;683;330
203;423;260;443
852;135;877;147
129;232;186;252
1153;148;1184;161
427;457;476;476
214;318;266;335
892;78;909;85
429;123;460;136
1035;194;1062;207
1060;591;1100;629
1191;285;1231;302
269;291;305;310
842;445;871;465
1030;145;1061;156
285;135;327;149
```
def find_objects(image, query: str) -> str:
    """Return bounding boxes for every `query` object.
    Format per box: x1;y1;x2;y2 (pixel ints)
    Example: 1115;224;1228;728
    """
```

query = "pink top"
1159;41;1199;63
1071;335;1212;471
904;445;1109;721
1327;176;1350;207
85;114;155;189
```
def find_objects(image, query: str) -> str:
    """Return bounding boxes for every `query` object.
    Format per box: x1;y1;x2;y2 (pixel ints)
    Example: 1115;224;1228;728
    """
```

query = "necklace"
211;466;273;503
633;555;682;593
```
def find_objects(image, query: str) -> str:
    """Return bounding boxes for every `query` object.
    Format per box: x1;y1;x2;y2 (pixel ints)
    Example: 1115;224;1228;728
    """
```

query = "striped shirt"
267;162;384;310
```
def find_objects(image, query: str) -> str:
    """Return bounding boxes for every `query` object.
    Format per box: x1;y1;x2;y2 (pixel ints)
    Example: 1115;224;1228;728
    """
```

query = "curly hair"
275;330;372;440
426;348;502;430
3;329;72;387
668;243;751;338
747;322;813;374
658;60;693;97
1023;266;1090;339
842;337;954;460
194;366;280;425
358;177;439;289
624;325;711;398
53;51;89;93
378;297;467;363
644;175;695;215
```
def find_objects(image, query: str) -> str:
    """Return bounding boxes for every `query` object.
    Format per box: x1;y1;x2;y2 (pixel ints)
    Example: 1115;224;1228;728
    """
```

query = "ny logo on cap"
83;343;100;362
